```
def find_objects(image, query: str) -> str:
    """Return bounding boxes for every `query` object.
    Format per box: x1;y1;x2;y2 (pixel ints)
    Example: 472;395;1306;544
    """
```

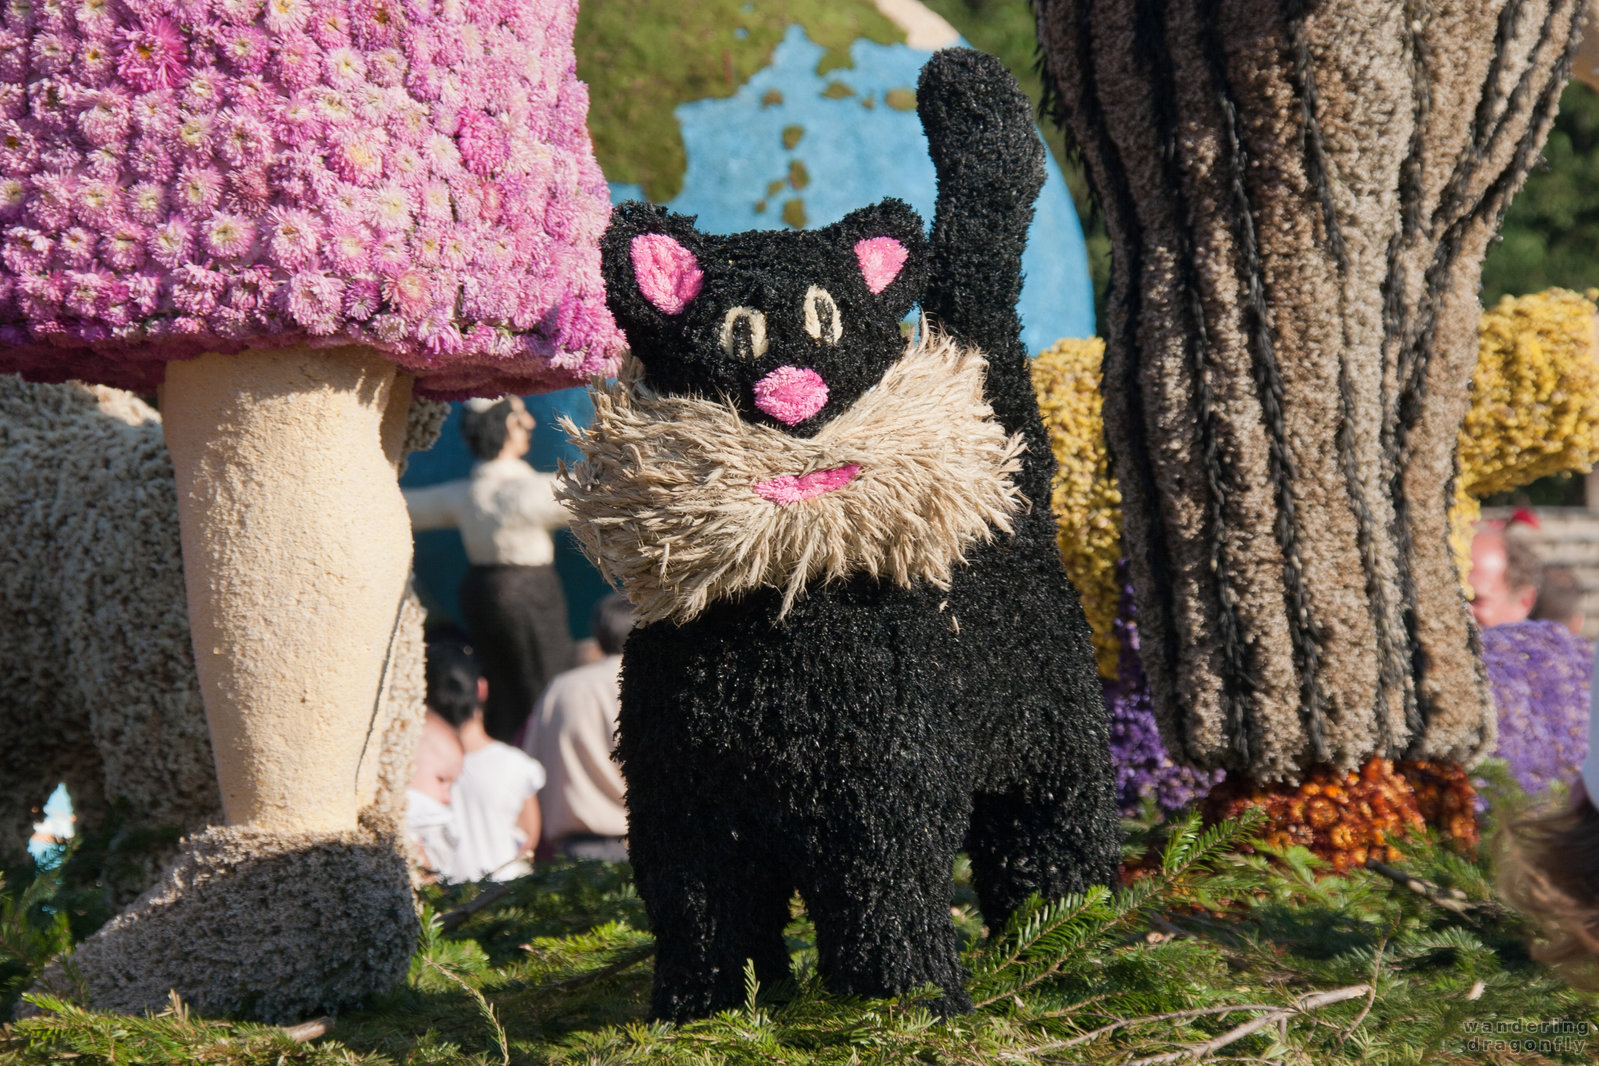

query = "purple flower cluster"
1482;619;1594;795
1104;576;1224;815
0;0;622;398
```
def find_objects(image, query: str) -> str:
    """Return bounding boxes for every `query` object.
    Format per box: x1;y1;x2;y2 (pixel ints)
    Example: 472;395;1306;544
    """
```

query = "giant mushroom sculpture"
1;0;620;1019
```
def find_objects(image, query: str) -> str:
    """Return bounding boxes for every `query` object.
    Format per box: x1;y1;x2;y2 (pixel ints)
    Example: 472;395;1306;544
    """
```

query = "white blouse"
404;458;571;567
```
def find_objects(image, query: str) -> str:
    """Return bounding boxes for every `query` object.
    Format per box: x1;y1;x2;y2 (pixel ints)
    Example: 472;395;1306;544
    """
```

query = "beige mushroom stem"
160;345;413;834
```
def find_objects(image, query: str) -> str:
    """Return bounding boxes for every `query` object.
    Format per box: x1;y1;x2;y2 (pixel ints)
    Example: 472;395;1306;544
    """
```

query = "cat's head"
599;199;929;437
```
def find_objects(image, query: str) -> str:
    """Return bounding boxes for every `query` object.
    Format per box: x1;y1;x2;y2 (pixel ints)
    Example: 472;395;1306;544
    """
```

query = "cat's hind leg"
966;765;1121;937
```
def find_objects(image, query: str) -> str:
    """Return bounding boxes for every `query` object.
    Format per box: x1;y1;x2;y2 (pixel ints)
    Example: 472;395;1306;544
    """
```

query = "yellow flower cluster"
1459;288;1599;498
1450;288;1599;584
1032;338;1124;678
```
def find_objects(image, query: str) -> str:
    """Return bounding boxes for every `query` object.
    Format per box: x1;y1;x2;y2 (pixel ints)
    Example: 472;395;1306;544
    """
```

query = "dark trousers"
459;563;574;742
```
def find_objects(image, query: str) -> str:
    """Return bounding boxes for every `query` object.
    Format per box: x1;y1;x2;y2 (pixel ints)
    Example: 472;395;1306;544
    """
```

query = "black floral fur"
597;49;1120;1022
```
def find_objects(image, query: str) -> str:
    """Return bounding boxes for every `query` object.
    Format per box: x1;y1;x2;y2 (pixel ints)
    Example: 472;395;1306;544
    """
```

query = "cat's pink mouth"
752;464;861;505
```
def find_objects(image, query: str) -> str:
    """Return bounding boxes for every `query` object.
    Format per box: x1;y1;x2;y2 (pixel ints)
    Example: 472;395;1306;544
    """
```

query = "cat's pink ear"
854;236;908;295
631;233;703;315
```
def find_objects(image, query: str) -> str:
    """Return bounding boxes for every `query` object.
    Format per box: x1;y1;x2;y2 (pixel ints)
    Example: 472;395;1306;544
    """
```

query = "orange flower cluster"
1396;759;1481;852
1200;758;1425;871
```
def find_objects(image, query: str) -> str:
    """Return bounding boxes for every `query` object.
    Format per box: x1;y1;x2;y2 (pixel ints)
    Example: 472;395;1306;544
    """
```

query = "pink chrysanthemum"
182;67;227;111
218;25;270;73
74;0;113;25
171;263;225;316
29;77;74;129
100;224;147;270
127;138;176;181
126;271;162;313
324;224;371;272
31;33;75;76
175;164;224;213
0;32;26;82
418;313;464;356
63;270;107;317
217;109;272;166
411;228;443;267
129;91;176;133
3;231;51;275
227;164;271;209
274;34;322;91
75;177;121;225
149;219;193;268
417;180;452;221
331;131;383;184
263;0;312;34
175;110;215;153
366;46;406;86
1;84;24;121
383;267;432;317
312;9;353;48
421;132;460;175
58;227;96;268
368;182;411;232
285;269;343;332
115;19;188;92
203;211;256;259
324;45;367;88
78;40;116;82
29;172;75;230
210;307;253;337
227;265;277;310
371;231;408;274
100;279;133;326
267;206;321;270
0;178;26;219
76;92;131;147
344;275;381;319
455;108;508;177
438;232;470;271
126;181;166;223
0;122;40;172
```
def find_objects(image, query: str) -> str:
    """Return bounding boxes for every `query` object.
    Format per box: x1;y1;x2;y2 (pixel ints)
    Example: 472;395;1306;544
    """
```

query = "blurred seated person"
1533;564;1587;636
427;639;545;881
1469;524;1543;628
406;711;464;883
405;396;575;742
523;594;633;862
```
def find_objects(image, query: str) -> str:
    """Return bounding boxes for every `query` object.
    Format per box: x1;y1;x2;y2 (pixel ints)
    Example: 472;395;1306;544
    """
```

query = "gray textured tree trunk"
1033;0;1582;783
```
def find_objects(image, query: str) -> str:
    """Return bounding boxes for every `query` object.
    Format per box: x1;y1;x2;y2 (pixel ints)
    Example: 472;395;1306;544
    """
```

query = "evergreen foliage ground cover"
4;774;1596;1064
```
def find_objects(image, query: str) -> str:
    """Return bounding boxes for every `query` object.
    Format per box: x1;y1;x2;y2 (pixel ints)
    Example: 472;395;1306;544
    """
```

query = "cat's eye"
803;286;842;344
720;306;768;360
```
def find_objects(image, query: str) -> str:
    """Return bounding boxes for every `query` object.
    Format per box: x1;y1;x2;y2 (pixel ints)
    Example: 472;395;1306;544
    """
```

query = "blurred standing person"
1533;564;1588;636
406;398;576;740
426;640;545;882
1469;524;1544;629
524;595;634;862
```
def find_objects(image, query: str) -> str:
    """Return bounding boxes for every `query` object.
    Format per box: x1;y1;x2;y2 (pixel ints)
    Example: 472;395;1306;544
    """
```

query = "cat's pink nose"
753;366;828;425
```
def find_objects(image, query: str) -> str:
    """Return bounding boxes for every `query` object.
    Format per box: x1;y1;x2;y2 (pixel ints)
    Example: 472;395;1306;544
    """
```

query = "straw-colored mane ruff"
558;330;1026;624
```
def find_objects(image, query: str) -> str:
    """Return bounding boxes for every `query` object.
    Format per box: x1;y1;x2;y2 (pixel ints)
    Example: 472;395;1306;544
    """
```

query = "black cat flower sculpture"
559;48;1120;1022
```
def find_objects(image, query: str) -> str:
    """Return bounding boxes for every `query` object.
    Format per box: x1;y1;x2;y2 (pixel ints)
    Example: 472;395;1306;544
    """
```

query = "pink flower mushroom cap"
0;0;622;399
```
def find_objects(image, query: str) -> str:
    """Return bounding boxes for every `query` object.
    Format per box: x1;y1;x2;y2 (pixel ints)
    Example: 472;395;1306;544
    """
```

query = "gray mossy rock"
0;376;215;886
31;813;418;1023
